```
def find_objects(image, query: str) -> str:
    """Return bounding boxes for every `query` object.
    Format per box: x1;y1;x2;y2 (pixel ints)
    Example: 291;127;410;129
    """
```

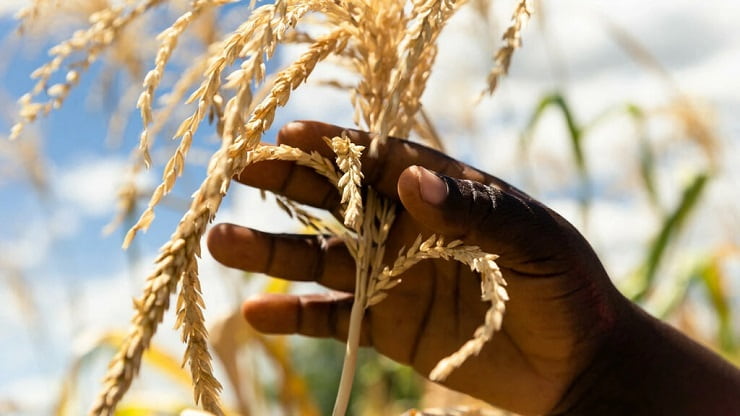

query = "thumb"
397;165;570;264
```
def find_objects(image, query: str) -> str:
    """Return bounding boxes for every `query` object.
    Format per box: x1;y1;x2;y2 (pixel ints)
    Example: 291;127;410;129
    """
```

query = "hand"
207;120;629;414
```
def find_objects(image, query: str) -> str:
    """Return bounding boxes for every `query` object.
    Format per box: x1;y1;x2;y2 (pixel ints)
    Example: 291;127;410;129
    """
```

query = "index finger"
277;120;493;200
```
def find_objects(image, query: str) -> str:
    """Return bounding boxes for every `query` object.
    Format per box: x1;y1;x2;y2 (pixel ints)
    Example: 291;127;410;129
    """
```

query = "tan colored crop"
11;0;532;414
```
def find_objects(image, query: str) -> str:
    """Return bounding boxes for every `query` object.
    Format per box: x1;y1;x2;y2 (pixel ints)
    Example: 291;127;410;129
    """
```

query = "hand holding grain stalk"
10;0;740;414
209;121;740;416
208;120;620;415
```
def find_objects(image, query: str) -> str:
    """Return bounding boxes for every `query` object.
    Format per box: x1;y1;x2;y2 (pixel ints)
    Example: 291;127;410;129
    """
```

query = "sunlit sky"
1;1;739;414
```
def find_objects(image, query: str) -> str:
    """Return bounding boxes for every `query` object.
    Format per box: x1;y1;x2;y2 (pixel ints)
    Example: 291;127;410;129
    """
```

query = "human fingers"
273;120;493;201
235;121;515;212
242;292;371;344
396;165;576;273
207;223;356;292
235;157;341;209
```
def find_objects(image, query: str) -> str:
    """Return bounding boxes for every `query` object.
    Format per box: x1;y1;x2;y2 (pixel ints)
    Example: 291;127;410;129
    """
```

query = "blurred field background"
1;0;739;414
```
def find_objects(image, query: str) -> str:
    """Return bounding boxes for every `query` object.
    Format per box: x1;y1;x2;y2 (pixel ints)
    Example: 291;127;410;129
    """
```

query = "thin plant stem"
332;293;365;416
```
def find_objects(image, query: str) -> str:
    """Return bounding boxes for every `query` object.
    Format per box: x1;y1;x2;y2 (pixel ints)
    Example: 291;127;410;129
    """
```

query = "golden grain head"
12;0;532;413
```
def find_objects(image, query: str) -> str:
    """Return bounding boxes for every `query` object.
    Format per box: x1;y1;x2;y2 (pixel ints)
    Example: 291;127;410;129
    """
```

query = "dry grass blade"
375;235;507;380
482;0;532;97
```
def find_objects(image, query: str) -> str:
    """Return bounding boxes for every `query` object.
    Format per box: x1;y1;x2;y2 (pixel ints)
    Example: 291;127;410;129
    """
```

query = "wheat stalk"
137;0;224;167
11;1;533;413
482;0;532;96
377;234;508;380
11;0;166;140
91;26;350;414
333;189;396;416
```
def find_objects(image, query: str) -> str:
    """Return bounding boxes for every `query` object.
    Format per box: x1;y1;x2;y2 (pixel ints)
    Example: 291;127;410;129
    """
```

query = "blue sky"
1;1;740;414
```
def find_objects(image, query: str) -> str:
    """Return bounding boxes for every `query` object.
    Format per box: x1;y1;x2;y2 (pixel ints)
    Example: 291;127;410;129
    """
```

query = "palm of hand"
208;121;622;415
359;209;607;414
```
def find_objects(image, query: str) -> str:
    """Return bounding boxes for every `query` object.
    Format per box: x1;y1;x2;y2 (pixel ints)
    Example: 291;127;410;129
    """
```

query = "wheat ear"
378;234;507;381
176;265;224;414
375;0;458;142
137;0;222;167
90;29;349;415
482;0;532;96
123;1;346;247
11;0;166;140
326;133;365;232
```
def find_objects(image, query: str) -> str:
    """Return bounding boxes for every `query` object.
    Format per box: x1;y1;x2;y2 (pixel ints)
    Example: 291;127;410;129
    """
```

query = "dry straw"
12;0;532;414
483;0;532;96
12;0;166;140
379;235;507;380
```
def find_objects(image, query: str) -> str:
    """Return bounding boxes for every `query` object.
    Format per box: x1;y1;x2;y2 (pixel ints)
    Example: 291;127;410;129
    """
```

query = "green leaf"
520;92;589;211
698;258;736;352
623;172;710;301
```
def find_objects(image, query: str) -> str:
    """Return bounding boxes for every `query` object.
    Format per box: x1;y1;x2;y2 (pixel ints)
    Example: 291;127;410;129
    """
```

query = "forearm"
552;299;740;415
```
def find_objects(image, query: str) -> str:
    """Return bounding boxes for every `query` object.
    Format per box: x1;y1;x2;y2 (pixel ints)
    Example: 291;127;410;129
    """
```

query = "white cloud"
0;1;23;17
54;157;127;216
53;156;154;218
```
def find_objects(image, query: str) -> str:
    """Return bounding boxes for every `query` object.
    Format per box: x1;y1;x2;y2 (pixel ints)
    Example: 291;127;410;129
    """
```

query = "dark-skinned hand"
207;121;740;416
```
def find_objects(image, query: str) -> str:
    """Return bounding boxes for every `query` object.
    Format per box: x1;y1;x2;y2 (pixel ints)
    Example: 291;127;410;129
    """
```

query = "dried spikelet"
137;0;220;167
11;0;166;140
374;235;507;380
148;50;211;139
14;0;60;32
93;28;350;415
375;0;458;144
124;2;350;246
274;193;337;237
176;266;224;414
326;133;365;232
482;0;532;96
412;107;446;151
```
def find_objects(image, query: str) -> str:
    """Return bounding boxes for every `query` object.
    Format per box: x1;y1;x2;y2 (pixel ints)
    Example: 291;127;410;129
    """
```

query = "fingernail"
417;166;448;205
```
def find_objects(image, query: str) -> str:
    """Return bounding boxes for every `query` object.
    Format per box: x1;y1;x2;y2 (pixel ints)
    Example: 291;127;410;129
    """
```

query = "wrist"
550;297;740;415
